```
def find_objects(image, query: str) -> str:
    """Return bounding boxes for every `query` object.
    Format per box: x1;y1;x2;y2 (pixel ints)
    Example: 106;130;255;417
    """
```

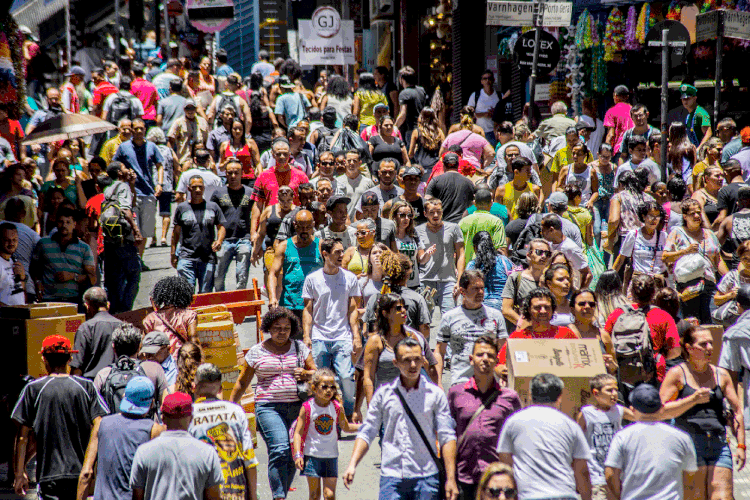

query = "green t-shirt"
459;210;508;262
686;105;711;146
467;202;509;226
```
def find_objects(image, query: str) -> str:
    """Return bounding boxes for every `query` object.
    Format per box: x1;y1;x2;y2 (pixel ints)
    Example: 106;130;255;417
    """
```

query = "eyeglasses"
397;213;413;219
356;230;371;236
645;213;661;221
576;301;596;307
320;161;334;166
533;249;551;257
485;487;517;499
319;384;336;390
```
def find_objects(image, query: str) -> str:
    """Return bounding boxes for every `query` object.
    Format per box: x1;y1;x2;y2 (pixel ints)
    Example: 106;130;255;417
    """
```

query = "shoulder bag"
456;388;501;449
394;388;446;500
294;340;311;401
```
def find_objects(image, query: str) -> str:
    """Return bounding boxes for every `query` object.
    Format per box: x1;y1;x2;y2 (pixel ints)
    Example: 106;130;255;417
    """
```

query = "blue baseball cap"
120;376;155;415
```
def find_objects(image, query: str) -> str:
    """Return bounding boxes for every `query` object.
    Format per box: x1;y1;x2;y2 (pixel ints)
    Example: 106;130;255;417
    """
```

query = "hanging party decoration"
575;10;594;49
666;0;682;20
624;6;639;50
603;8;625;61
0;14;25;119
700;0;718;12
636;3;650;44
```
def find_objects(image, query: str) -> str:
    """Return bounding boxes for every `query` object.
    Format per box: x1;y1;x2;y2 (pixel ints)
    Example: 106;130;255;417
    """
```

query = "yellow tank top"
503;181;534;220
347;249;369;275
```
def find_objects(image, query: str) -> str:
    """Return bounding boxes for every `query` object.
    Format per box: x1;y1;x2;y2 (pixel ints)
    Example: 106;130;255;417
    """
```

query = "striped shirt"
33;234;94;301
245;341;311;403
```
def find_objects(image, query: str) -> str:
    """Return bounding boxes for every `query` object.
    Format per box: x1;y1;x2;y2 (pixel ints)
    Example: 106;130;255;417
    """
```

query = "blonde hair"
380;249;411;294
459;106;476;130
475;463;515;500
175;342;203;394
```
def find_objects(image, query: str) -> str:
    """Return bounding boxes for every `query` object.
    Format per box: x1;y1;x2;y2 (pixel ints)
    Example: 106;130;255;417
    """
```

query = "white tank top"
302;399;341;458
566;165;593;204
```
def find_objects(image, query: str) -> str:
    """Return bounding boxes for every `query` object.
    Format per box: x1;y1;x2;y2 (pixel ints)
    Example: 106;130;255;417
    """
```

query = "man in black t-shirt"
425;153;477;223
172;176;227;293
12;335;109;499
714;159;749;230
394;66;428;147
211;159;254;291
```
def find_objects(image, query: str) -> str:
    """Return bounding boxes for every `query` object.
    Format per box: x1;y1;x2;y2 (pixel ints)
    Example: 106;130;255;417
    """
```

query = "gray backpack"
611;304;657;385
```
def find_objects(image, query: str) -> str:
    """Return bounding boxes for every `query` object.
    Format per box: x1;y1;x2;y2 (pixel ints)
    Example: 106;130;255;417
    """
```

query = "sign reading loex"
513;29;561;75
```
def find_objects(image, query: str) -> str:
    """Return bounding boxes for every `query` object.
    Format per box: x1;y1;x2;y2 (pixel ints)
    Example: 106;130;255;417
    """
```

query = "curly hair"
681;198;704;228
151;276;194;309
459;106;476;130
175;342;202;394
260;306;302;338
472;231;497;276
522;287;557;320
326;75;351;99
417;107;442;150
380;249;411;294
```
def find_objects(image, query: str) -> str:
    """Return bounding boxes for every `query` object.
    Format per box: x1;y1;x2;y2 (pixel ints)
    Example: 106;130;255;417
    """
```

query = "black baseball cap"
629;384;662;414
326;195;351;211
360;192;380;207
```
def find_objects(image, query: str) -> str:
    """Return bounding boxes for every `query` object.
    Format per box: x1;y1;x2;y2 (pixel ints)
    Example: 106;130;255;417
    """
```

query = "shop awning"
11;0;67;35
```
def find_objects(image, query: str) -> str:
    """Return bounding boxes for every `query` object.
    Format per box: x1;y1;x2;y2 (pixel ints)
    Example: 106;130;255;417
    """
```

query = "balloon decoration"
603;8;625;61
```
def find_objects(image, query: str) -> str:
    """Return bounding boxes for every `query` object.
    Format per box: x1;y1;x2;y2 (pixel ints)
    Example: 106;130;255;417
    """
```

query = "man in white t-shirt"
175;149;223;203
302;238;362;417
605;384;697;500
0;223;25;305
541;213;591;288
613;134;661;188
497;373;593;500
467;70;500;144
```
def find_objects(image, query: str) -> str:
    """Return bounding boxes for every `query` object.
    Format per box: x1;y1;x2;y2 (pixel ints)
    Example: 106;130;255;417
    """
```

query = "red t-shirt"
498;326;577;364
604;304;679;382
92;81;119;108
250;167;310;206
0;119;24;158
131;78;159;120
426;157;476;185
86;193;105;255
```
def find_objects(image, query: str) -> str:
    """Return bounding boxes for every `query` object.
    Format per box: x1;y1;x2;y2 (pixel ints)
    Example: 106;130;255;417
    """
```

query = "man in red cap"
12;335;108;500
130;392;224;500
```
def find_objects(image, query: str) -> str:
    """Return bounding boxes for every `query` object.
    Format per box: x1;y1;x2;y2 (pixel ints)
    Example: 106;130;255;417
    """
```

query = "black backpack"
108;94;136;124
99;182;132;247
101;355;150;415
510;213;543;266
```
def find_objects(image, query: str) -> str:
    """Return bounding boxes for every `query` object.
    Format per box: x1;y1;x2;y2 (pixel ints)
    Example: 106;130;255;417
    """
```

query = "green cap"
680;84;697;98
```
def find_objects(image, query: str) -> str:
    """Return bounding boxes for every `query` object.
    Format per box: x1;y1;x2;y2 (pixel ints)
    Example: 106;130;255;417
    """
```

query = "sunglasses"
576;301;596;307
320;161;334;166
397;213;413;218
393;305;407;311
485;487;516;499
319;384;336;390
356;230;371;236
533;249;551;257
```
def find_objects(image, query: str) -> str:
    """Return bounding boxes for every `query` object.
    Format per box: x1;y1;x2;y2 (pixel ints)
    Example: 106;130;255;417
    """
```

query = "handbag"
712;299;740;327
674;253;709;284
294;340;311;401
394;388;446;500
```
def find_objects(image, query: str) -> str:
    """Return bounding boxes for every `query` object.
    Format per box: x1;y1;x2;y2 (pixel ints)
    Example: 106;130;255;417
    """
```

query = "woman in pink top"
142;276;200;358
439;123;494;170
603;85;634;156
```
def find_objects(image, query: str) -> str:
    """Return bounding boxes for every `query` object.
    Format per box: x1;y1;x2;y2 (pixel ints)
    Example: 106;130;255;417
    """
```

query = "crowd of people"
4;40;750;500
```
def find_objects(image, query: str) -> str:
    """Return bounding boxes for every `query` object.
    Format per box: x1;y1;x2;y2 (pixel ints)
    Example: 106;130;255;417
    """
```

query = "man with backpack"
466;70;500;147
604;274;682;399
207;74;252;135
102;76;144;137
94;323;169;416
101;162;143;314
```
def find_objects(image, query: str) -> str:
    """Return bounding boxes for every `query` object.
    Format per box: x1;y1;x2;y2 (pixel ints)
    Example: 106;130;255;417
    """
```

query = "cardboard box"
6;314;85;378
0;303;77;319
204;345;239;370
507;338;606;418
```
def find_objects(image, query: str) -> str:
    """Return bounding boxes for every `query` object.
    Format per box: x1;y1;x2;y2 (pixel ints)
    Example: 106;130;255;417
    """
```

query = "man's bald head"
83;286;108;310
295;209;314;223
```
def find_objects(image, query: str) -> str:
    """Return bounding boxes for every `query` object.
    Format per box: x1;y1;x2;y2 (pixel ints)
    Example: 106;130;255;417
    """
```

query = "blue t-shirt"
467;202;509;226
112;140;164;196
466;255;514;307
274;92;310;129
215;65;235;77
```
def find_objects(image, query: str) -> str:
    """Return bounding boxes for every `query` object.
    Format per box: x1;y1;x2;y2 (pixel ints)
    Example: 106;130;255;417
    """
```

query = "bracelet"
738;444;746;450
293;453;303;460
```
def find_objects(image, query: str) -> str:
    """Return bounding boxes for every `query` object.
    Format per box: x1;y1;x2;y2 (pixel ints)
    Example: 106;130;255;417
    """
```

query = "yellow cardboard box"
507;338;606;419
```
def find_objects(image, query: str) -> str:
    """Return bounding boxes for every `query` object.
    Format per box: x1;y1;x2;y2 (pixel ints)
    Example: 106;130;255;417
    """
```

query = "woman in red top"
220;119;261;187
498;288;577;365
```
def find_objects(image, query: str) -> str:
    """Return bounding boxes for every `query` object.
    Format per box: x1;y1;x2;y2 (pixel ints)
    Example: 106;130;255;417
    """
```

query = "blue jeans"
422;279;456;315
103;244;141;314
593;197;611;262
312;338;355;415
379;474;440;500
214;238;252;290
176;259;215;293
256;401;302;499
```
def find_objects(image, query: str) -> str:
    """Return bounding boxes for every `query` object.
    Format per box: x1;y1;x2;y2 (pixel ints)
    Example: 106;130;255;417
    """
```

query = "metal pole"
163;0;170;51
65;0;72;69
660;28;669;181
527;1;542;109
115;0;121;58
714;12;723;129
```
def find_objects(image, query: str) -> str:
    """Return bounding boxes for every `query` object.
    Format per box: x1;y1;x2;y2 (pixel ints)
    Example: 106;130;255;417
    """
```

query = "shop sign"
487;1;571;27
724;10;750;40
186;0;234;33
298;16;356;65
513;29;561;75
696;11;719;42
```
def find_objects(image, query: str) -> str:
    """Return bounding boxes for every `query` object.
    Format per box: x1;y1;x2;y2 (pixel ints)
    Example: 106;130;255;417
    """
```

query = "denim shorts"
302;456;338;478
691;432;733;469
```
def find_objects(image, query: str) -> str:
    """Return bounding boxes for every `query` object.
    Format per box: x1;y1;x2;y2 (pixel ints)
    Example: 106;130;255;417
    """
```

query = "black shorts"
157;191;173;217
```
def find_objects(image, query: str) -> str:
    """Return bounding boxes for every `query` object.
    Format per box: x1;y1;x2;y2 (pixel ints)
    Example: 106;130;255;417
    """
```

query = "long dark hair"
374;293;405;338
472;231;497;276
327;76;351;99
668;121;697;168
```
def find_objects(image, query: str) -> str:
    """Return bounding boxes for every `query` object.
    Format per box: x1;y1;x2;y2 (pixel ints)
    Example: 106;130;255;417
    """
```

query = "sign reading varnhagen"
298;7;356;65
486;1;572;27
